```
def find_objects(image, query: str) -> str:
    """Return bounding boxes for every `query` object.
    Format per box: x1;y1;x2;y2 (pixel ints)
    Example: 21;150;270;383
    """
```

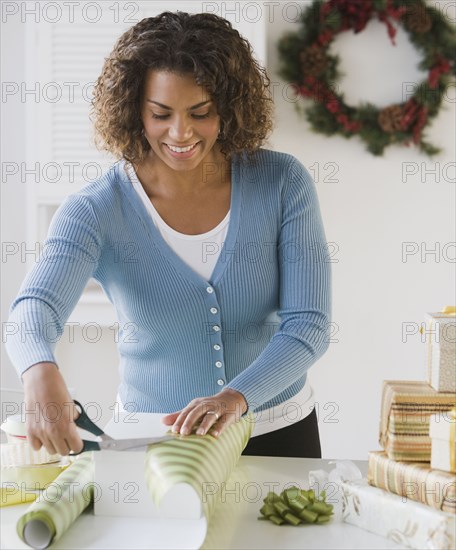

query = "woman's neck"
134;144;231;199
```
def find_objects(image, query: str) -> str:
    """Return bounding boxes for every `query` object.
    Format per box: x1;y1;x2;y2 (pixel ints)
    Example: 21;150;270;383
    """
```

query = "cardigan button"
215;361;222;368
213;325;220;332
213;344;221;351
210;307;218;314
217;379;225;386
206;286;214;294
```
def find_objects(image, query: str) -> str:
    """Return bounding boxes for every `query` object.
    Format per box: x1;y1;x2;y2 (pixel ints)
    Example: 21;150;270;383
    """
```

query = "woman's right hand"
22;362;83;456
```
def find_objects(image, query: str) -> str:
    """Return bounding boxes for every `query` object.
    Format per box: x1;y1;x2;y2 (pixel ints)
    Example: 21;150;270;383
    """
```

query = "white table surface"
1;456;406;550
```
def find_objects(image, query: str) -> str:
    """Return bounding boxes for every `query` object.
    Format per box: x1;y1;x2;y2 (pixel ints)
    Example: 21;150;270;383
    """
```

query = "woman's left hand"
162;388;248;438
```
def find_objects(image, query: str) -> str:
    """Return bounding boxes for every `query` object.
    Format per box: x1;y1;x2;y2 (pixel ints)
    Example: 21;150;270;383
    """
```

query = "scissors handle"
71;440;102;455
73;400;105;437
70;400;105;456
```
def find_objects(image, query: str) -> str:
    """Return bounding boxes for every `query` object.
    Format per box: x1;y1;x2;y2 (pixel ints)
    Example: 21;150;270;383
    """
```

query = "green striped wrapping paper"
201;462;251;550
379;381;455;461
16;453;94;549
145;416;253;520
368;451;455;514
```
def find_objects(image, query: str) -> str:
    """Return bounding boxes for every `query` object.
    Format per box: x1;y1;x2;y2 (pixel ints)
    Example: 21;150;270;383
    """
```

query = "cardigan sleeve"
225;156;332;410
4;194;102;378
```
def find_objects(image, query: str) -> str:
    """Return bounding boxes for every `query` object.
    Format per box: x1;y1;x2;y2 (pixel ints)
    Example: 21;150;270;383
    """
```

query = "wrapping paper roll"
201;461;251;550
16;453;94;549
14;414;252;549
144;416;254;521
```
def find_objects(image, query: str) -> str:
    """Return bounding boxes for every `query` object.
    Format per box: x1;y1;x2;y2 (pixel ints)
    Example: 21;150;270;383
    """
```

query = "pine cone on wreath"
404;4;432;33
299;44;328;77
378;105;404;133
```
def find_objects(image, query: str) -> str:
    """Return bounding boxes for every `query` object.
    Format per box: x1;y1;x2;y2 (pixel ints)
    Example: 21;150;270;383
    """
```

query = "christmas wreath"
277;0;456;155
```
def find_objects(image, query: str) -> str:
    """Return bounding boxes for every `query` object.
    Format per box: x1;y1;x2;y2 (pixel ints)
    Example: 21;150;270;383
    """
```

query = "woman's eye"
151;113;210;120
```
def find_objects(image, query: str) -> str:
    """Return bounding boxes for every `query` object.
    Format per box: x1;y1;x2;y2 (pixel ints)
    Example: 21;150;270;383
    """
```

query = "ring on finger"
206;411;220;421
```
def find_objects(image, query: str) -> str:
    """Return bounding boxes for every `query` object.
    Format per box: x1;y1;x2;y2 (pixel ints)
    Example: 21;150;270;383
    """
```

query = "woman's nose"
168;117;193;142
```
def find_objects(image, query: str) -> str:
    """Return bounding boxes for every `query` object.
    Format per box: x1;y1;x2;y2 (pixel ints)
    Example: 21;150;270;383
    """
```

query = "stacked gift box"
341;307;456;550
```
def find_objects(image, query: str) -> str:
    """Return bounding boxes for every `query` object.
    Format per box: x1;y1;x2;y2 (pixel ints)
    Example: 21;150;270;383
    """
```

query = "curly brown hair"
90;11;274;163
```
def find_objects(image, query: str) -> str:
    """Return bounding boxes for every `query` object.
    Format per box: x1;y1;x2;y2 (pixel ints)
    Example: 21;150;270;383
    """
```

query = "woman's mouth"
164;142;200;158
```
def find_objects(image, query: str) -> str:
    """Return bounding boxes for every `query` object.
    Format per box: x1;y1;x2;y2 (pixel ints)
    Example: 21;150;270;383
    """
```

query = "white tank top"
125;162;229;281
124;162;314;436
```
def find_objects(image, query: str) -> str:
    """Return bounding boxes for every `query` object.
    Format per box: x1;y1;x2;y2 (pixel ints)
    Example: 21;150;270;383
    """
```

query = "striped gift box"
368;450;455;515
379;381;455;461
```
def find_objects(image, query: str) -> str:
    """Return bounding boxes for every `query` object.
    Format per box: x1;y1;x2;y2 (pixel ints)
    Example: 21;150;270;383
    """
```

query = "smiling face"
140;70;222;172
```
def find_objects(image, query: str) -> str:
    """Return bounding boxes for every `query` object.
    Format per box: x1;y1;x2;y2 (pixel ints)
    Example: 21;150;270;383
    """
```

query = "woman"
5;11;331;458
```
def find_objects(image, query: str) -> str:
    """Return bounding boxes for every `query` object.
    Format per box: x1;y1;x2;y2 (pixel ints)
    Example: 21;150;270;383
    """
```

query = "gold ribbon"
1;488;37;507
441;306;456;315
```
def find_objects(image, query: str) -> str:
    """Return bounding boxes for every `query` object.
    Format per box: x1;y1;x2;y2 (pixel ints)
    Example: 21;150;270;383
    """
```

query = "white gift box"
429;410;456;473
340;479;456;550
423;307;456;393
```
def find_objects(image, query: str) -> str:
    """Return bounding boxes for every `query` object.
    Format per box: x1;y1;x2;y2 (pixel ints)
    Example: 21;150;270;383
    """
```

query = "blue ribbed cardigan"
6;148;331;413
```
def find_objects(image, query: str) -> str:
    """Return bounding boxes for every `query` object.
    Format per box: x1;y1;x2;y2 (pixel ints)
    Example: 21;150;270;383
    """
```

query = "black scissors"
70;400;176;455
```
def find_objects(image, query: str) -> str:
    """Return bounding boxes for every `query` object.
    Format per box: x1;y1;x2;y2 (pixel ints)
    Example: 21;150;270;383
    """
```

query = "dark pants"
241;408;321;458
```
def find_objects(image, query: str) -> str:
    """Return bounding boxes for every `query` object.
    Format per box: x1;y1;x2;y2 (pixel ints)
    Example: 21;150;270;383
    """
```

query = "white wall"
2;2;455;458
264;2;455;458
